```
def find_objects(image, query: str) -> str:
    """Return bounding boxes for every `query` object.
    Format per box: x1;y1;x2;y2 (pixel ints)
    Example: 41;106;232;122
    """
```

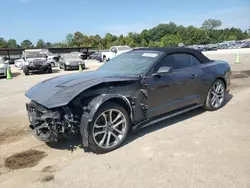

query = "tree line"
0;19;249;50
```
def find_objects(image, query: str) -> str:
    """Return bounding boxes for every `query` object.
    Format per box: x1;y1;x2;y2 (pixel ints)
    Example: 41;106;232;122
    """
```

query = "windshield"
117;46;132;51
25;52;47;58
97;51;161;75
63;55;81;60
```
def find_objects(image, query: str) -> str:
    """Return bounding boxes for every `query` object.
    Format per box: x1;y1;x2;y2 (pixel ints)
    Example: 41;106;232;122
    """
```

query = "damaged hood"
25;70;139;109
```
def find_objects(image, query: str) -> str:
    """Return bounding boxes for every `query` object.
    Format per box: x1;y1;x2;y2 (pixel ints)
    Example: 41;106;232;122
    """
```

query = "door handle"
190;74;198;79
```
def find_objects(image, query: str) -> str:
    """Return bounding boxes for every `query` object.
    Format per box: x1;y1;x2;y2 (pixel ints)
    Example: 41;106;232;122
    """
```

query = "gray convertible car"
25;47;231;154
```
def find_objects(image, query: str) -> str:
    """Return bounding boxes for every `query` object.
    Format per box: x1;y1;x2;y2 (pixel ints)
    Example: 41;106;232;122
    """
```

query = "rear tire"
103;56;107;63
47;64;52;73
203;79;226;111
64;64;68;71
86;102;131;154
23;66;29;75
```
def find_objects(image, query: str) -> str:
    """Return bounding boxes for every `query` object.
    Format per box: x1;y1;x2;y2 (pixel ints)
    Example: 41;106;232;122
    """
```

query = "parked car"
14;58;25;69
40;51;60;67
101;45;132;63
25;47;231;154
0;57;11;78
70;52;87;60
59;54;85;71
21;49;53;75
89;50;109;62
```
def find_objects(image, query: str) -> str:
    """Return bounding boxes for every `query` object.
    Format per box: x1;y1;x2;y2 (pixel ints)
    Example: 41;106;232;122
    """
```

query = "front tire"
87;102;131;154
203;79;226;111
23;66;29;75
46;64;52;73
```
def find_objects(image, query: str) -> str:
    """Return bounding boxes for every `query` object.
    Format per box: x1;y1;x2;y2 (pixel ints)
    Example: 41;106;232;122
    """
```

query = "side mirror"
152;66;173;77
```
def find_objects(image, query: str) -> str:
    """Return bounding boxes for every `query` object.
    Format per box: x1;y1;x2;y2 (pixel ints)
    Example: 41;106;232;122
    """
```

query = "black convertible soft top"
133;47;211;64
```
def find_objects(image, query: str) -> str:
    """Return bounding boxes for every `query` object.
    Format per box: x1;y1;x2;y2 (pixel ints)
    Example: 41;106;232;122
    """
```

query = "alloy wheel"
92;109;127;149
210;81;225;108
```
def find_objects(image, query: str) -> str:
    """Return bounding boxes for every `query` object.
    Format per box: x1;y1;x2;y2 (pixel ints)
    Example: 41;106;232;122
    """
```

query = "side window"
111;47;117;53
172;54;192;69
189;55;201;66
154;55;174;71
154;53;192;72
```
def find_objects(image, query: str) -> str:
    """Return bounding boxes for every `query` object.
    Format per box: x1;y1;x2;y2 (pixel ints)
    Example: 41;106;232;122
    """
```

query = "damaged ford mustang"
25;47;231;153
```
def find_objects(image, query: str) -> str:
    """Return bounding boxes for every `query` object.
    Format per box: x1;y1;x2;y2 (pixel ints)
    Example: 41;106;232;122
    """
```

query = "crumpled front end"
26;101;80;142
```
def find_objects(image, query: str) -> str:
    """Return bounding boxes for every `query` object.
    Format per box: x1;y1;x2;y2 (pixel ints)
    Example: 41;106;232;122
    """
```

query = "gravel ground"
0;53;250;188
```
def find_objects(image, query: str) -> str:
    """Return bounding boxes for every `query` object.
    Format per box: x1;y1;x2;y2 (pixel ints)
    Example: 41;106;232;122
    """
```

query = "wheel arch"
210;76;227;91
214;76;227;89
80;94;133;148
87;94;132;122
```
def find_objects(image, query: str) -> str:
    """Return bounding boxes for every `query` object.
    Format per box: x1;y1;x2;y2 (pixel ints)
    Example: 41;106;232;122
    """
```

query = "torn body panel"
26;78;148;146
78;80;148;147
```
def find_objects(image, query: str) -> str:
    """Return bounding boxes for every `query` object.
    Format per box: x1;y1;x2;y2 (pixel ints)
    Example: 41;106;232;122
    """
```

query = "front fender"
80;94;132;148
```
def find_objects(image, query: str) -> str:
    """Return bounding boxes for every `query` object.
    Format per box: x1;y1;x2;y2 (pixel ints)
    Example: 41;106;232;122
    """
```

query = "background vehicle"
25;47;231;154
21;49;53;75
70;52;87;60
59;54;85;71
89;50;109;62
40;51;60;67
0;57;11;78
101;45;132;63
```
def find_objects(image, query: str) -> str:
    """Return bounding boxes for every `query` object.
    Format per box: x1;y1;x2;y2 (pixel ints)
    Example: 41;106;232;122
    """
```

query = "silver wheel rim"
210;81;225;108
92;109;127;149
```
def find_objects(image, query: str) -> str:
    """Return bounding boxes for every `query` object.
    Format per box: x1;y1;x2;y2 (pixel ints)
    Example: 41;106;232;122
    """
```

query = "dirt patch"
4;149;47;170
41;165;57;173
231;73;249;79
0;117;30;145
241;70;250;76
0;128;29;145
40;175;54;182
231;70;250;79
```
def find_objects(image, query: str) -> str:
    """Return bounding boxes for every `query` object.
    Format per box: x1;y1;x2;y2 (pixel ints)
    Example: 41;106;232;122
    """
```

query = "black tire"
203;79;226;111
23;66;29;75
86;102;131;154
47;64;52;73
64;64;68;71
103;56;107;63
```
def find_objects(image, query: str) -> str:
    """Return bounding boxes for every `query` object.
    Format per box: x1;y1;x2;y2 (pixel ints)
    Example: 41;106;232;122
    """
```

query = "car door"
146;53;202;118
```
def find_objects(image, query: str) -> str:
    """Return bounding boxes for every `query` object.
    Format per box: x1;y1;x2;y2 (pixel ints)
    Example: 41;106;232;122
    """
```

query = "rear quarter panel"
199;60;231;100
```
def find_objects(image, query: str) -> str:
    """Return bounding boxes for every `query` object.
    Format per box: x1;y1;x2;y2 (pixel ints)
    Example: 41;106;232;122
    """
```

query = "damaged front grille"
26;101;80;143
26;101;62;142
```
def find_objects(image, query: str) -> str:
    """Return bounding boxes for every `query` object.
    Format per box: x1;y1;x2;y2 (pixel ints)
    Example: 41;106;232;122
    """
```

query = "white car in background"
101;45;132;63
14;49;59;69
0;57;11;78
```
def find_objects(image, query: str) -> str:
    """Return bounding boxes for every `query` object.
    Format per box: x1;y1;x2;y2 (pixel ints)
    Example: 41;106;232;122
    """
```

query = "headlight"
66;61;70;65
